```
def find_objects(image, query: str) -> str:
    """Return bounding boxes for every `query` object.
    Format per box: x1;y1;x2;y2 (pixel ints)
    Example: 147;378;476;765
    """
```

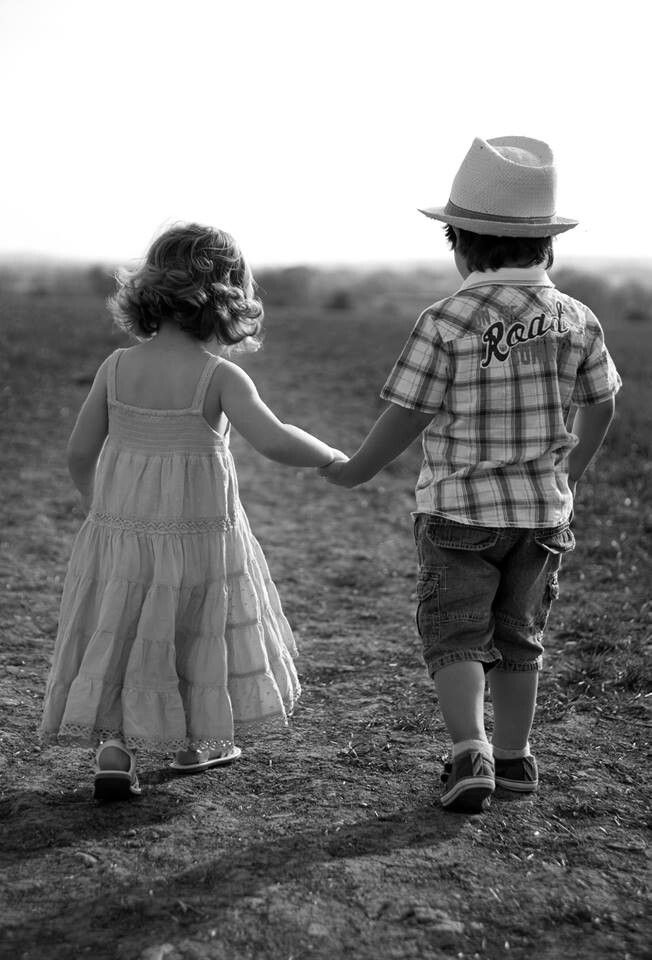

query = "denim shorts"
413;514;576;677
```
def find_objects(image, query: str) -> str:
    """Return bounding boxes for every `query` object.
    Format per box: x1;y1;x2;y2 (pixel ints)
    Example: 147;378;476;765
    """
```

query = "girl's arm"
566;396;615;486
320;403;433;487
219;362;344;467
67;358;110;510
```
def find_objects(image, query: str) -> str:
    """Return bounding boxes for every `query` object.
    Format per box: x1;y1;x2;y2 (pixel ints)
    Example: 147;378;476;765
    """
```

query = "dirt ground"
0;284;650;960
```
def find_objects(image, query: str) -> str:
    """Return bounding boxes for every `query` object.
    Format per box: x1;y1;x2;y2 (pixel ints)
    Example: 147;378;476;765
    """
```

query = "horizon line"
1;251;652;272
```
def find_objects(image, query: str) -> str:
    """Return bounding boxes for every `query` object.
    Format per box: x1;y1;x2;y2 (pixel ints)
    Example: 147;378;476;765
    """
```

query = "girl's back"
113;336;226;421
97;344;235;527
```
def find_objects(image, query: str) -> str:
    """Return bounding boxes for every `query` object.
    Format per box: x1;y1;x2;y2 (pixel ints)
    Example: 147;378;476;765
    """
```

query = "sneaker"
440;750;495;812
494;754;538;793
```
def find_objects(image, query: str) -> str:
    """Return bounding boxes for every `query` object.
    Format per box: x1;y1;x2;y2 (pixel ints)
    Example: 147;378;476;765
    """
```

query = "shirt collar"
458;266;554;292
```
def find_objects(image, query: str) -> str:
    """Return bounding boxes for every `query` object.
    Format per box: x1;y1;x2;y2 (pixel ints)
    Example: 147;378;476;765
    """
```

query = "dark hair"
108;223;263;346
444;225;554;272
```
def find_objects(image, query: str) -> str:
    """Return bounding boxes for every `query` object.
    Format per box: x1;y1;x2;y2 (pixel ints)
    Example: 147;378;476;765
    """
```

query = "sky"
1;0;650;267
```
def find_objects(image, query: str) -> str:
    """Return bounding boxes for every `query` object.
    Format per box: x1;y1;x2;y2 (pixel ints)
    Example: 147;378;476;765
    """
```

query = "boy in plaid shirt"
322;137;621;812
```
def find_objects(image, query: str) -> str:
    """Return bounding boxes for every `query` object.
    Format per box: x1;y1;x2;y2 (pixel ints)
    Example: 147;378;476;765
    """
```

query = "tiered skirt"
40;509;300;752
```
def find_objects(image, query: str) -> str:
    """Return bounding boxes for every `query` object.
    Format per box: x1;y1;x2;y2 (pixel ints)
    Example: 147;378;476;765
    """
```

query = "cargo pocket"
533;568;562;632
546;571;560;603
416;568;443;642
533;527;574;629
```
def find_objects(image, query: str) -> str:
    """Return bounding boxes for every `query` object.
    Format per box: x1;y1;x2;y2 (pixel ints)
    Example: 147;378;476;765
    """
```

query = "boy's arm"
566;396;615;486
568;308;621;490
321;306;445;487
321;403;433;487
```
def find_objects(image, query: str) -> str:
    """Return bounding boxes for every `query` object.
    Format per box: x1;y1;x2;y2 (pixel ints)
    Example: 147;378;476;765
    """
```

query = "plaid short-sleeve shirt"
381;267;622;528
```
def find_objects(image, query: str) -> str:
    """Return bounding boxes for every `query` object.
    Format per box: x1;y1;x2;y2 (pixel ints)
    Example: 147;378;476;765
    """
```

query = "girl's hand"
322;449;348;466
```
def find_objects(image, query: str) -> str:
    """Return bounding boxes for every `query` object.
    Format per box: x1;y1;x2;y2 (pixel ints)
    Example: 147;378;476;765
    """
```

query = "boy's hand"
319;457;356;487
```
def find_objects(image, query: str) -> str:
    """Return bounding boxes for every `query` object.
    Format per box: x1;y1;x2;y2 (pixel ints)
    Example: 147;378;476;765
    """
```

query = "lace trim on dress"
89;512;238;534
40;726;236;752
40;713;295;752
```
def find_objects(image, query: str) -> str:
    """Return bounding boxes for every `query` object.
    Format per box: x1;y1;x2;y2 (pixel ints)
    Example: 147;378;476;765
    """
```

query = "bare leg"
97;743;131;771
94;739;140;800
489;669;538;751
434;661;488;743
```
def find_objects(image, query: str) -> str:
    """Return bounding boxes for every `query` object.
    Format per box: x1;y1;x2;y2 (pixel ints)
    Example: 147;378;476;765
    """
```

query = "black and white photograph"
0;1;649;958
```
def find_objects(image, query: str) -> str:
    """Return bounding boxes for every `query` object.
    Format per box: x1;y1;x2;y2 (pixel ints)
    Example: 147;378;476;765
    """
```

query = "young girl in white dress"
40;222;345;800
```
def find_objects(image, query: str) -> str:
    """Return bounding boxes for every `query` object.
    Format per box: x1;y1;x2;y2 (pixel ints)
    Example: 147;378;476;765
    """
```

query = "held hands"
319;450;356;488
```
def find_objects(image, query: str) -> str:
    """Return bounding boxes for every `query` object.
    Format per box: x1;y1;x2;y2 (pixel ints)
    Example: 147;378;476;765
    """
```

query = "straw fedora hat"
419;136;578;237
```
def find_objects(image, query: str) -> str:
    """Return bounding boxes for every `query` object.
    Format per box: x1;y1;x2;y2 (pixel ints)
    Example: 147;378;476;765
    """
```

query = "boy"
322;136;621;813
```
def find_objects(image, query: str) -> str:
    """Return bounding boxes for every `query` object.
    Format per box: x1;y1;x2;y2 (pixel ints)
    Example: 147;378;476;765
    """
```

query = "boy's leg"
434;660;488;743
490;525;575;792
413;515;505;812
434;660;495;812
489;669;538;752
489;669;539;792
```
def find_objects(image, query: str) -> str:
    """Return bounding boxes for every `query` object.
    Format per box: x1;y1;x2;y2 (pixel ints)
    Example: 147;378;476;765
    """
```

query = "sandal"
169;746;242;774
94;739;142;800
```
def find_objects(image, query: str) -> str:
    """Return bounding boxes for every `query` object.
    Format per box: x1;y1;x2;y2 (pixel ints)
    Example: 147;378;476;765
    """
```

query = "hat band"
444;199;555;224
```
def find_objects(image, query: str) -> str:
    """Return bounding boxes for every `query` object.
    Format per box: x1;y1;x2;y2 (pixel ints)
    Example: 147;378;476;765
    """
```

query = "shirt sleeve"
380;309;449;413
571;310;622;407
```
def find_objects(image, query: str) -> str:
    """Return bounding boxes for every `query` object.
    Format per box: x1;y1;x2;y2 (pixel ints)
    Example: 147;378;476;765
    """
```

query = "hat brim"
418;207;578;237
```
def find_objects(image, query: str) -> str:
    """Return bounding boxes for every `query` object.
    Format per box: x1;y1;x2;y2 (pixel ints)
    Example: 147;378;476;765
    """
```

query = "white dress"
40;349;300;752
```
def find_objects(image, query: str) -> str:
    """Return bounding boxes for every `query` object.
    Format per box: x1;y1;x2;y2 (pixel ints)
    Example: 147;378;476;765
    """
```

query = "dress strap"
106;348;126;403
191;355;222;411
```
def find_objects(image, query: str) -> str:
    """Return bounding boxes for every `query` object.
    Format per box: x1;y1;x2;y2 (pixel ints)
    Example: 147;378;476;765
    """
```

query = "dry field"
0;274;650;960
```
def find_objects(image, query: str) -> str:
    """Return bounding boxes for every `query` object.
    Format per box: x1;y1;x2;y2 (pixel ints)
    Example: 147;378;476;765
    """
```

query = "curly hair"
444;225;554;272
108;223;264;347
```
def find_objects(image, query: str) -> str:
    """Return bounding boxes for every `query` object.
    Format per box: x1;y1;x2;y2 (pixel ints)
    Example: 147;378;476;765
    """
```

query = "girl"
40;222;345;800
